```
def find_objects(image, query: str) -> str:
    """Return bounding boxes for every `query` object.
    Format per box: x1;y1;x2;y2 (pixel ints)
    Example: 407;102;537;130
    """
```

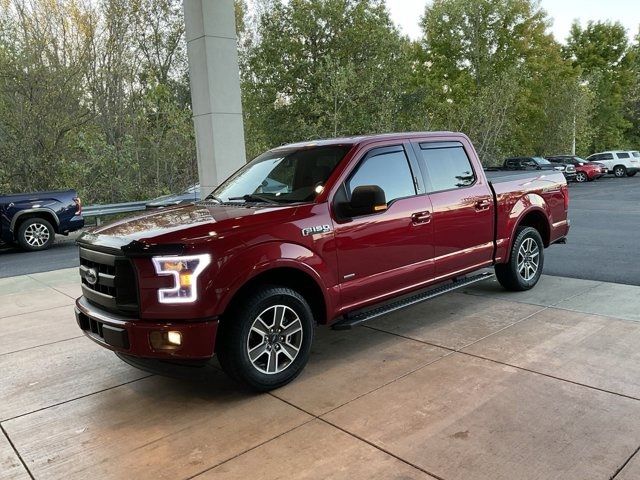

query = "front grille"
79;247;139;316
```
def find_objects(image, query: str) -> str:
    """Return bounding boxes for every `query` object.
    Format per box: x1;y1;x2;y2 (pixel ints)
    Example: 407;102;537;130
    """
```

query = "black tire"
627;172;637;177
575;171;588;183
495;226;544;292
217;285;314;392
613;165;627;178
16;218;55;251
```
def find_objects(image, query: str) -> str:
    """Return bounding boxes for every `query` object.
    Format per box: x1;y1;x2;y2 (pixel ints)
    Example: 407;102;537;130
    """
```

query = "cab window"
418;144;476;192
347;148;416;203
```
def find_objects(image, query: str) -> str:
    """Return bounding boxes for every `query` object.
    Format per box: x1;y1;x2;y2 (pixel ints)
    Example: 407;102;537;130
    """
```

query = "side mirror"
348;185;387;217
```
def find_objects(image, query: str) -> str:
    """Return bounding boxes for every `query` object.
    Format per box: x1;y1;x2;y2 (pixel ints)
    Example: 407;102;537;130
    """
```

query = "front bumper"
75;296;218;359
564;172;577;182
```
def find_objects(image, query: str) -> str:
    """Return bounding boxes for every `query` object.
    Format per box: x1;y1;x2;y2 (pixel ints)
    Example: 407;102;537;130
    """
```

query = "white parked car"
585;151;640;178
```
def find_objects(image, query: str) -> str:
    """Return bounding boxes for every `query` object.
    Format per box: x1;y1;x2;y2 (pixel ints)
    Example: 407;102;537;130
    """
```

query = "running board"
332;272;495;331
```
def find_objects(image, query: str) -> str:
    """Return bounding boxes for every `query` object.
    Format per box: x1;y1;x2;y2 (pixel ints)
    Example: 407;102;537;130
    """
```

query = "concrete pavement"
2;269;640;479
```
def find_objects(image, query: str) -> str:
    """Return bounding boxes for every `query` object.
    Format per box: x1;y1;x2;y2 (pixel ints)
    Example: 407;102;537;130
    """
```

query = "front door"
332;144;435;309
412;140;495;278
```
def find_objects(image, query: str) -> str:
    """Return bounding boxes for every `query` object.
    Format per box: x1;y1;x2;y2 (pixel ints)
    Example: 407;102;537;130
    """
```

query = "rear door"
332;144;435;307
593;153;614;170
411;140;495;278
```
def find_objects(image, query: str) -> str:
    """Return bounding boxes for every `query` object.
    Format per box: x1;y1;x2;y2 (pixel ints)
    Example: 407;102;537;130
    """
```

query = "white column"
183;0;246;198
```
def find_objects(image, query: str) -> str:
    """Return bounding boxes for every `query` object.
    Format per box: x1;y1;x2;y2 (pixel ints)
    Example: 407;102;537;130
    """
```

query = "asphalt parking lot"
3;269;640;480
1;175;639;285
544;175;640;286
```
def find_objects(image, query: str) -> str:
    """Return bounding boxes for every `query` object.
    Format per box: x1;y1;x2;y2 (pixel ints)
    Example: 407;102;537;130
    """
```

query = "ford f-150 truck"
0;190;83;251
74;132;569;391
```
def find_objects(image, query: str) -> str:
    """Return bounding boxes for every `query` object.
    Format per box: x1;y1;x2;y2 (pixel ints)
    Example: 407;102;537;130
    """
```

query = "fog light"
167;331;182;346
149;331;183;350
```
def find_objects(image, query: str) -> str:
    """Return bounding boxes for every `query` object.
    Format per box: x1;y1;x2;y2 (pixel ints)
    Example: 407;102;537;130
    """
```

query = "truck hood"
81;202;298;247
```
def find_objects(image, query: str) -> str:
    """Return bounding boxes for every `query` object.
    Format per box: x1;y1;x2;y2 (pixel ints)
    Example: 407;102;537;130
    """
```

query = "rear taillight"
74;197;82;215
561;185;569;211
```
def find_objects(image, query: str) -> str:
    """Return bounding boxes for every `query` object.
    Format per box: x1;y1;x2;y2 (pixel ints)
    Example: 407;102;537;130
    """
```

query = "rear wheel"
613;165;627;178
575;171;588;183
495;226;544;291
217;285;314;391
17;218;55;251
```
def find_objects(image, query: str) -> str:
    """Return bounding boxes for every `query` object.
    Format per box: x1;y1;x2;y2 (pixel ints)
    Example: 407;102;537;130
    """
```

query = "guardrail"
83;201;148;225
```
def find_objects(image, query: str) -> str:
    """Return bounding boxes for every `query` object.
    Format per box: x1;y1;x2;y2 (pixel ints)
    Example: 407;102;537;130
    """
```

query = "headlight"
151;254;211;304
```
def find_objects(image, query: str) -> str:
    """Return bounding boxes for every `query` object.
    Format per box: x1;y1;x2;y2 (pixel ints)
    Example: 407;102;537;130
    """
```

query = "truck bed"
484;169;553;183
485;169;568;263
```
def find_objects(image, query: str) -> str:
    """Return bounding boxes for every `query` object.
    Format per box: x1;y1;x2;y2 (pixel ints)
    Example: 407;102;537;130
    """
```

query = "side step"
332;272;494;330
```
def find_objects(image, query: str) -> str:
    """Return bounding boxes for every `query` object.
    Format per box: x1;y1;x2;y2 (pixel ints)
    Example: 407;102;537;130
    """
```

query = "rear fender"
496;194;551;263
214;242;337;322
10;207;61;233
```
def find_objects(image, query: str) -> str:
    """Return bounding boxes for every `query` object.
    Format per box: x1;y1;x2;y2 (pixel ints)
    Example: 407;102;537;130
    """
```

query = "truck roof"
272;131;463;151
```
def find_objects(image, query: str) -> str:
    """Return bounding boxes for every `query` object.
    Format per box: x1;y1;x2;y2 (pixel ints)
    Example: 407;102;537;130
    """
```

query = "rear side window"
418;144;476;192
348;148;416;203
617;152;630;159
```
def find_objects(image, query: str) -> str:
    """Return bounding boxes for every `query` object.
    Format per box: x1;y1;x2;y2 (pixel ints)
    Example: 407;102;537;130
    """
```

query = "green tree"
565;21;634;152
417;0;587;163
241;0;415;158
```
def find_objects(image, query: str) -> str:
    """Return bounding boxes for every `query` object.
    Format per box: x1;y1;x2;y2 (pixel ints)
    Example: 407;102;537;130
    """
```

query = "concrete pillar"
183;0;246;198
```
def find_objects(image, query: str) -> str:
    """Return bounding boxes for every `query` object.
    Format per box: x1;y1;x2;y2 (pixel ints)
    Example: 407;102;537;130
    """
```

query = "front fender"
213;241;338;321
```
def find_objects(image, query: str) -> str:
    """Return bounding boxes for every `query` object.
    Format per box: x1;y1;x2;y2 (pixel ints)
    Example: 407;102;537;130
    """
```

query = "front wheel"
495;226;544;291
575;171;588;183
17;218;55;251
613;165;627;178
217;285;314;391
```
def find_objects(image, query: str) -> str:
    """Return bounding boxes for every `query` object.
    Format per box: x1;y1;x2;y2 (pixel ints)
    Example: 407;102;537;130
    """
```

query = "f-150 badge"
302;225;332;236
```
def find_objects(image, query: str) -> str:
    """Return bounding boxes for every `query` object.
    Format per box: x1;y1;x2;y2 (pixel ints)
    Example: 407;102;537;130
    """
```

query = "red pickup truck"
75;132;569;391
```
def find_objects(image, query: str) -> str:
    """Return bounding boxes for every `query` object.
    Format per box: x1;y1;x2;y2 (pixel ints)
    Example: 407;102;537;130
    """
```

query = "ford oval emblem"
85;268;98;286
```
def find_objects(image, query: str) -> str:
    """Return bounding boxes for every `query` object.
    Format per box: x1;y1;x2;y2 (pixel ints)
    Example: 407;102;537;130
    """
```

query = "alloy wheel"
24;223;50;247
246;305;303;375
517;237;540;282
615;167;625;177
576;172;587;183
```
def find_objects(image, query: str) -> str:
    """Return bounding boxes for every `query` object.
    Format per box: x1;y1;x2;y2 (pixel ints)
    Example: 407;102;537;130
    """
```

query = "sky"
386;0;640;43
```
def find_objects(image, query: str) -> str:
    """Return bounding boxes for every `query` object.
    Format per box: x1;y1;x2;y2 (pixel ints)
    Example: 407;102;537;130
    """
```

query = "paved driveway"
2;269;640;479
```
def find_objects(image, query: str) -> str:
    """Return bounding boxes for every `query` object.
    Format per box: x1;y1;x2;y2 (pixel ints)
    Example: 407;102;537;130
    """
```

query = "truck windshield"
210;145;351;204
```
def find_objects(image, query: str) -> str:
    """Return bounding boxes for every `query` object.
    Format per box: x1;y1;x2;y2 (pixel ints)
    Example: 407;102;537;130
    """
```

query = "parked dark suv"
0;190;84;251
503;157;577;182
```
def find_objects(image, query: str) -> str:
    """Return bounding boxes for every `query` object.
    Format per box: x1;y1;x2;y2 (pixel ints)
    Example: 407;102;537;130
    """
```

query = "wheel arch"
11;209;60;237
516;209;550;248
223;267;327;328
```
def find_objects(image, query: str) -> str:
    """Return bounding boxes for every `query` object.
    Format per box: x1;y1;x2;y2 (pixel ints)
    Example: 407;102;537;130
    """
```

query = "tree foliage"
0;0;639;202
0;0;196;202
565;21;635;152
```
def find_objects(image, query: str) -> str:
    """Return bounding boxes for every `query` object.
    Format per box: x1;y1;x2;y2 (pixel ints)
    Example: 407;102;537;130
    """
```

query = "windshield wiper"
228;194;276;203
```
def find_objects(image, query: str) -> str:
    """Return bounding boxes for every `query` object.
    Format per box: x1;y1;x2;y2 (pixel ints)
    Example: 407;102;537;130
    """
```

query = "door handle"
411;211;432;224
475;199;491;211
